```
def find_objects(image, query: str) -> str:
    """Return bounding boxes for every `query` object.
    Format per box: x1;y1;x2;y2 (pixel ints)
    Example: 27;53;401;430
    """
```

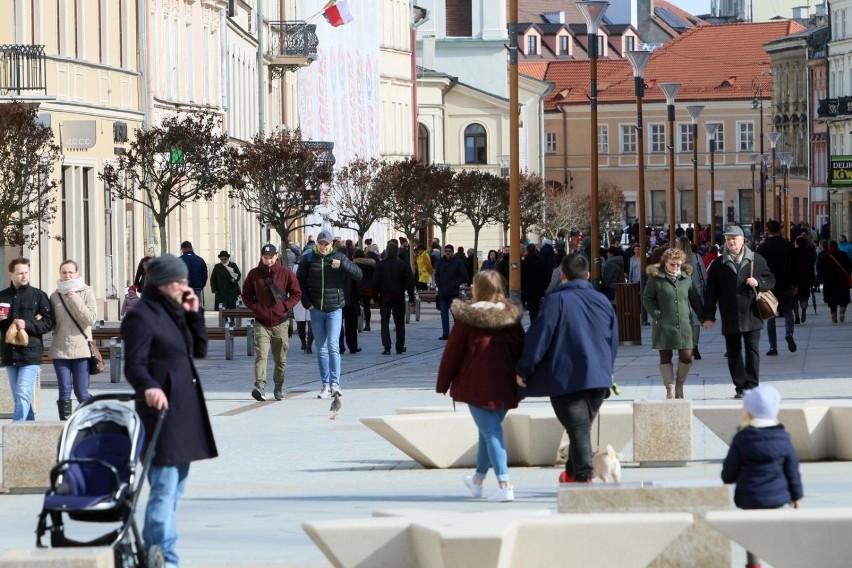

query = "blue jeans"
6;364;39;421
144;463;190;566
310;308;343;386
53;358;90;402
468;405;509;482
437;295;456;337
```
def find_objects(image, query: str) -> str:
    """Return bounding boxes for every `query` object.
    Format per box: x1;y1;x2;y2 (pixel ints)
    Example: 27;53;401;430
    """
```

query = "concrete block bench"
0;547;114;567
0;369;42;419
634;400;693;466
2;422;63;493
360;413;478;469
559;483;732;568
705;508;852;568
304;508;693;568
693;403;834;461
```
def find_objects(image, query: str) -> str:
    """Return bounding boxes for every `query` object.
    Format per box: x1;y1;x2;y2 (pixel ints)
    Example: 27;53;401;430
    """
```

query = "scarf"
222;262;238;282
56;277;86;294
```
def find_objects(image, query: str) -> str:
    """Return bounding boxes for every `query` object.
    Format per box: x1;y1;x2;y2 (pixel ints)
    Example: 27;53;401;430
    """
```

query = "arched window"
464;124;487;164
418;123;430;164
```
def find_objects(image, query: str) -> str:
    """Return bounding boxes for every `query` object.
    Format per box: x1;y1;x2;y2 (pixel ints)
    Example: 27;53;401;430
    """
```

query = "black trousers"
339;305;359;352
724;329;761;393
380;298;406;351
361;295;373;329
550;389;608;481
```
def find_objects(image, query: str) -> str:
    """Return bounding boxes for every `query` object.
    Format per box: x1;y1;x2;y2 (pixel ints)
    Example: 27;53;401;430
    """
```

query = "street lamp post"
508;0;520;301
686;105;704;246
659;82;681;239
749;153;763;243
767;132;782;225
778;151;792;239
626;49;652;273
752;83;765;239
577;0;609;282
704;122;720;247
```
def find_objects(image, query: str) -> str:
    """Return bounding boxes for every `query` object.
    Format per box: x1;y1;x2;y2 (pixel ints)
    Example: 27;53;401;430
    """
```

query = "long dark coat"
702;247;776;335
642;263;703;350
817;248;852;307
122;285;218;466
210;261;241;309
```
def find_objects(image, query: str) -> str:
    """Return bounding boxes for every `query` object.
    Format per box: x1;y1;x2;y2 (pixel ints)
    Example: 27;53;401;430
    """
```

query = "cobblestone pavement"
1;301;850;567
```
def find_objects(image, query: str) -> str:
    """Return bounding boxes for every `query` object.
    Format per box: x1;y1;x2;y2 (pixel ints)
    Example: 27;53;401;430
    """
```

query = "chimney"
637;0;653;41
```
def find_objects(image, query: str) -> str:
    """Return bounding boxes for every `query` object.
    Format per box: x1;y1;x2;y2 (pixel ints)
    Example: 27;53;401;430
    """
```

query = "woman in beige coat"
49;260;97;420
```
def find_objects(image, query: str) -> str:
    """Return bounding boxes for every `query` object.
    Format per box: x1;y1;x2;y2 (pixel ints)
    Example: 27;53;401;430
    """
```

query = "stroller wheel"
146;545;165;568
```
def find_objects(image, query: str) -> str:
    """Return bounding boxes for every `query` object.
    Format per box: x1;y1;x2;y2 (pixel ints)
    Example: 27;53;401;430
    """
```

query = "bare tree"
328;157;385;246
539;184;587;239
427;165;460;245
598;182;627;240
100;112;233;254
494;170;545;242
0;102;60;259
229;128;330;245
455;170;506;273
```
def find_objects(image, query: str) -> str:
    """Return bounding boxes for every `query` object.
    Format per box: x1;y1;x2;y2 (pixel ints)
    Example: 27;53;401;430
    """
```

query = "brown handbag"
750;260;778;320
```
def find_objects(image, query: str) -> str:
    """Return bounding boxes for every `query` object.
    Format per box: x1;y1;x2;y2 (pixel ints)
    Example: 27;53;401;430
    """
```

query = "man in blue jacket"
433;243;468;340
516;254;618;483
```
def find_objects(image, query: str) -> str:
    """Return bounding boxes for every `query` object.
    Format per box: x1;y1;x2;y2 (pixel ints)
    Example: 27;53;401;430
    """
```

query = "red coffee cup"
0;303;9;319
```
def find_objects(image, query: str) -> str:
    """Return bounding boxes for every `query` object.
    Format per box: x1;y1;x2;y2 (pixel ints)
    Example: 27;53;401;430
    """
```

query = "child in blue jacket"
721;385;803;568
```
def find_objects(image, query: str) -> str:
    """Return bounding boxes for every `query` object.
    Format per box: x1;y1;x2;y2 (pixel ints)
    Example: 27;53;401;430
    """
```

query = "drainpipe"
139;0;156;253
257;0;266;133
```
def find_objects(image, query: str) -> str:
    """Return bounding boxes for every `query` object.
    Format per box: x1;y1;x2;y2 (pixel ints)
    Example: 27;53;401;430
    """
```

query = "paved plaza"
1;301;851;567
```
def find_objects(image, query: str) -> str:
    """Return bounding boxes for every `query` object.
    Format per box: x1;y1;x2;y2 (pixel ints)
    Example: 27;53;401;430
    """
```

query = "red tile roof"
518;61;549;80
536;21;807;111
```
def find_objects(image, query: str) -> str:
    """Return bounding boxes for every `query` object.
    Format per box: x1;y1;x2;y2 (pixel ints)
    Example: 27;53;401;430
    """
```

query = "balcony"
266;21;319;78
0;44;47;96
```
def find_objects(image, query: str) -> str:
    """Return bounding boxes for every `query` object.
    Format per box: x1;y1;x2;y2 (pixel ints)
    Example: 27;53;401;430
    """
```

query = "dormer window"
625;36;634;52
560;35;570;55
527;35;538;55
597;35;605;57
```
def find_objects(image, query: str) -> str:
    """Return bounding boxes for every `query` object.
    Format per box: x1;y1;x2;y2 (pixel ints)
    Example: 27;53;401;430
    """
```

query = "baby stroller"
36;393;166;568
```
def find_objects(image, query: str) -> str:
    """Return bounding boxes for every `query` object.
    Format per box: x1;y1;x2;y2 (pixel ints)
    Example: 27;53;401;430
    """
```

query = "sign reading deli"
61;120;97;150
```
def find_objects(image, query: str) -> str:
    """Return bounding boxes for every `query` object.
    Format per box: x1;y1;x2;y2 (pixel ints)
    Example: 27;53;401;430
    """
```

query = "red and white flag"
323;0;353;27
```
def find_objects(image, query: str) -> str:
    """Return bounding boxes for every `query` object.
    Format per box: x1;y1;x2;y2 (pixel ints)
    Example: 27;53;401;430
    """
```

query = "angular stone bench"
693;403;835;461
634;400;693;466
304;508;693;568
558;483;732;567
705;508;852;568
0;547;113;567
365;403;635;469
2;422;64;493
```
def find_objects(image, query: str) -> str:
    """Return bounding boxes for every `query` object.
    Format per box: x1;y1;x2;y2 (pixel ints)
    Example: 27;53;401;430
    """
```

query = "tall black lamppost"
752;83;765;238
659;82;681;237
704;122;720;247
626;49;652;272
577;0;609;281
767;131;782;223
778;151;792;239
749;152;764;242
686;105;704;246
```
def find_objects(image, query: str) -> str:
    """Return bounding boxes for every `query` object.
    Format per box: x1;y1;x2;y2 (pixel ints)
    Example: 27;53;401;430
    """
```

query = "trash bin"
615;282;642;346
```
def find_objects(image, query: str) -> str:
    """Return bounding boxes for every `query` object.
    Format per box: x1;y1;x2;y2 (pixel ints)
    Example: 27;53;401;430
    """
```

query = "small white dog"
591;444;622;483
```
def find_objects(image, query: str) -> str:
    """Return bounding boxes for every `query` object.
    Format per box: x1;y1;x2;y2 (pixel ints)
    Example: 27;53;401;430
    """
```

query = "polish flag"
323;0;353;27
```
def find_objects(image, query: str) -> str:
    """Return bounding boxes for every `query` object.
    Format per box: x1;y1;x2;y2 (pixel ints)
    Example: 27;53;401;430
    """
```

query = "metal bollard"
405;301;411;324
246;321;255;356
225;324;234;360
109;338;122;383
415;296;421;321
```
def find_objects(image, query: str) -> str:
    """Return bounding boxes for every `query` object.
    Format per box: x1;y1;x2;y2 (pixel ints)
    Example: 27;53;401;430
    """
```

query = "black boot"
57;400;73;421
306;322;314;354
297;321;307;350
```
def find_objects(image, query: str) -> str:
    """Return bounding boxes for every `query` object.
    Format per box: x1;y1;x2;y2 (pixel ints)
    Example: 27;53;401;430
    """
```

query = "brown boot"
660;363;675;399
676;362;692;399
841;306;847;323
832;310;838;323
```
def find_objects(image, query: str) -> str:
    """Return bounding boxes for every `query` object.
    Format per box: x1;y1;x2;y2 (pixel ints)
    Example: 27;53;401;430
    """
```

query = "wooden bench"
218;307;255;327
42;342;122;384
207;324;255;360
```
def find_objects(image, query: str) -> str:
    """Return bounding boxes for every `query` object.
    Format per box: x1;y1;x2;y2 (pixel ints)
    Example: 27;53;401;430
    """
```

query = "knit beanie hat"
146;254;188;287
743;386;782;420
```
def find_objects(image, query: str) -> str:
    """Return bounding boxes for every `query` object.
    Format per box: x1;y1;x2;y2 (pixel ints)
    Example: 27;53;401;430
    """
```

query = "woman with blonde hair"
643;248;703;399
676;237;708;359
436;270;525;502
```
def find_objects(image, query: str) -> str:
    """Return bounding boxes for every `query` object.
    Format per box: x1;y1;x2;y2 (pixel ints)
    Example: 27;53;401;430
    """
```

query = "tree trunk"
441;228;447;247
157;222;168;256
472;228;481;276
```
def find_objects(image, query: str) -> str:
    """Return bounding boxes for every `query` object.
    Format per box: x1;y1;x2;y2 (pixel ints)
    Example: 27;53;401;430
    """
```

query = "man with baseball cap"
297;230;362;398
702;225;776;398
242;244;302;401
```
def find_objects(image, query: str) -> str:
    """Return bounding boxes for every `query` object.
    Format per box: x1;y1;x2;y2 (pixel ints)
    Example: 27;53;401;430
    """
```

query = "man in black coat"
372;242;416;354
702;225;776;399
434;244;469;339
757;220;797;356
521;243;549;321
122;254;217;567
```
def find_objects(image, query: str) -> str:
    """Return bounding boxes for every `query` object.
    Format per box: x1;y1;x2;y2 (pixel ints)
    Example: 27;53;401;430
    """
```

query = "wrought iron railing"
0;44;47;96
267;21;319;61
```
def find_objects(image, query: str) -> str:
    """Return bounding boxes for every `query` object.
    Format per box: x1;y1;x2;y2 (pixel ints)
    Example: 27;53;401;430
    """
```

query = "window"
651;190;666;224
706;122;725;152
596;35;604;57
446;0;472;37
625;36;634;53
418;123;430;164
649;123;666;153
464;124;487;164
598;125;608;154
678;123;693;153
737;121;755;152
527;35;538;55
545;132;557;153
620;124;637;153
559;35;569;55
739;188;754;225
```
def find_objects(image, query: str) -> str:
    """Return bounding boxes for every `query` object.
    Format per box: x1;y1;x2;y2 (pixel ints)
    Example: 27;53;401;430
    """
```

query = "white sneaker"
330;384;342;397
317;385;331;399
488;486;514;502
464;475;483;498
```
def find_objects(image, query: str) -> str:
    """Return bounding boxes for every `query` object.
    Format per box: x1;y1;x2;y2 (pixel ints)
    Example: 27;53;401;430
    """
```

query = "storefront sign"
61;120;97;150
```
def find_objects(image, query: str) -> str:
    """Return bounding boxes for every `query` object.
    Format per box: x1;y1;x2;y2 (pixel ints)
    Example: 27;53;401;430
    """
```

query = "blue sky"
669;0;711;16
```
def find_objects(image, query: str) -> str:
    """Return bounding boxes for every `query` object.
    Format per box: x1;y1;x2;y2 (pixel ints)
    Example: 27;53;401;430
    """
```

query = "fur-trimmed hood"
450;299;521;329
353;257;376;268
646;262;693;278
